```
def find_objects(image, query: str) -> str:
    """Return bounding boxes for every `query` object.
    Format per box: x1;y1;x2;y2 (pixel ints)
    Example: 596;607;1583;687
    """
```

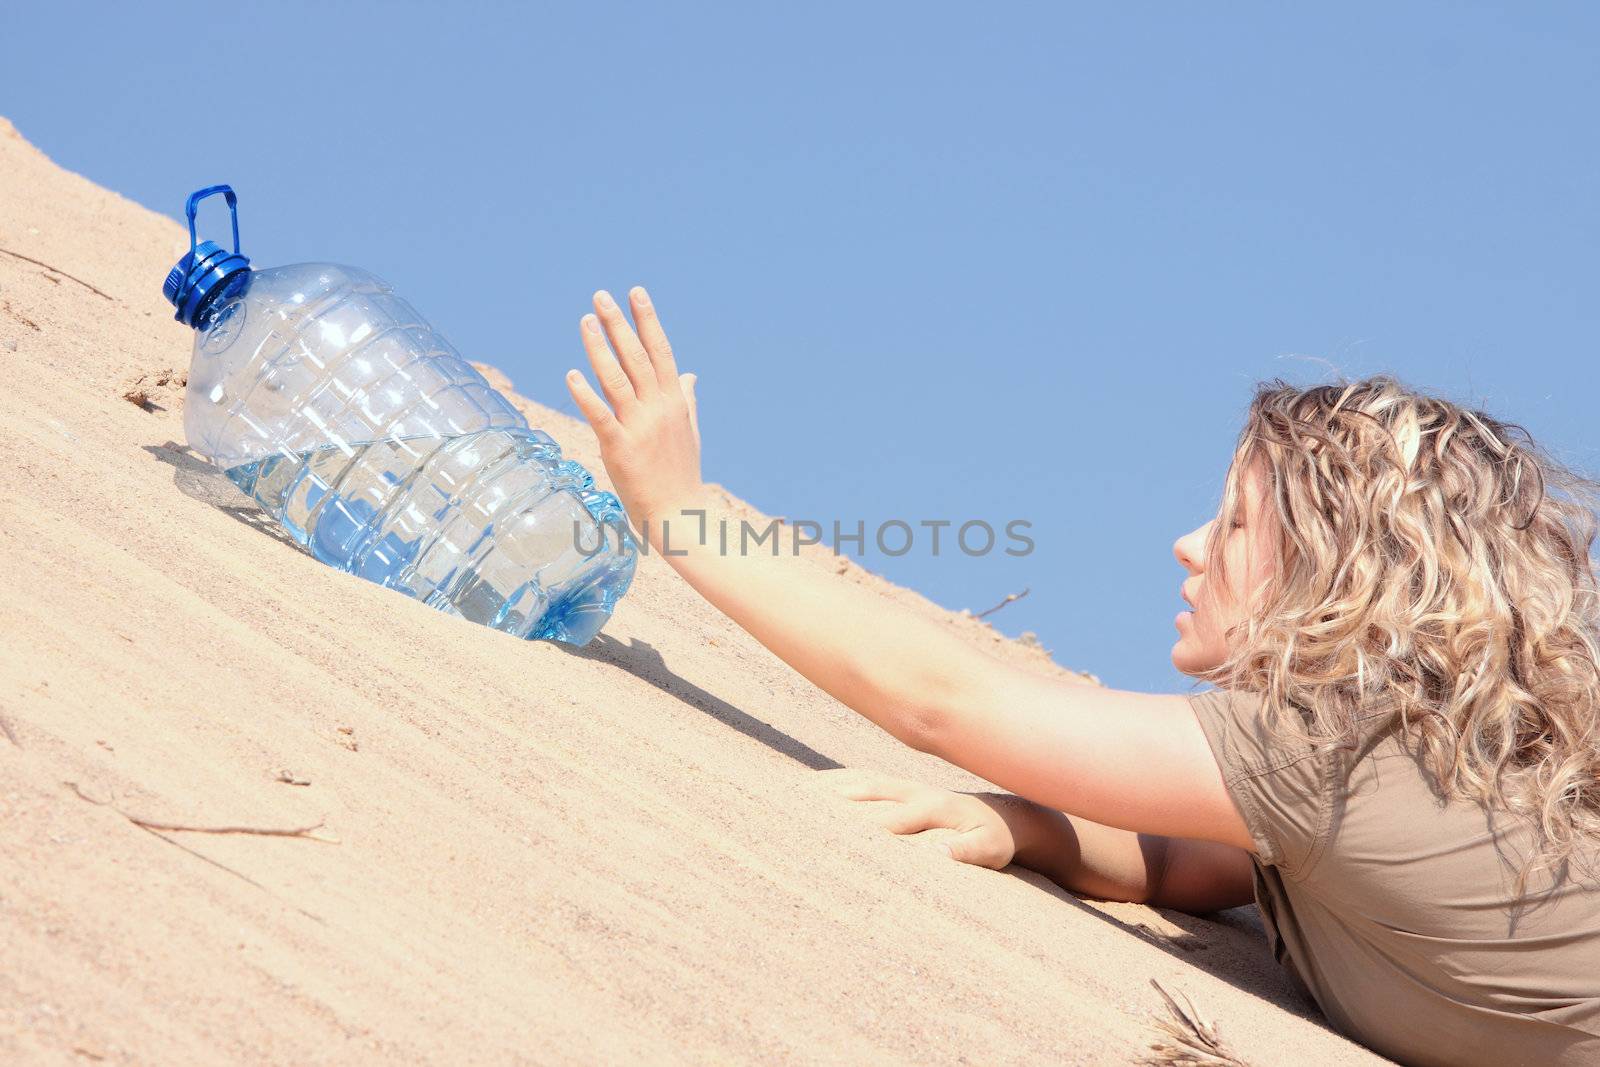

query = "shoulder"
1185;686;1346;880
1186;686;1320;773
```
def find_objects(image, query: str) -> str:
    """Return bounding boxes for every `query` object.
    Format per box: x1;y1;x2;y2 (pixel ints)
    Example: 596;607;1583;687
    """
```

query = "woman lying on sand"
564;287;1600;1067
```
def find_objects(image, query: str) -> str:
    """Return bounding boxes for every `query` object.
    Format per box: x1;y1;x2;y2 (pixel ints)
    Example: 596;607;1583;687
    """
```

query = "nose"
1174;518;1213;573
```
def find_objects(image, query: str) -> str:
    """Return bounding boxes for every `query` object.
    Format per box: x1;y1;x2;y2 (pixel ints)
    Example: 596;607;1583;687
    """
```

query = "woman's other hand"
818;768;1020;869
566;287;703;536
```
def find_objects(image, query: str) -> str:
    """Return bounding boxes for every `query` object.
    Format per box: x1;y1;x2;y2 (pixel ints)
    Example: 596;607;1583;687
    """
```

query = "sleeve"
1185;686;1338;882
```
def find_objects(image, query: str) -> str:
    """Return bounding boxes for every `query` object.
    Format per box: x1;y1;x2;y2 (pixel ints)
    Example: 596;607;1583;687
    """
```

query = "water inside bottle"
223;427;633;642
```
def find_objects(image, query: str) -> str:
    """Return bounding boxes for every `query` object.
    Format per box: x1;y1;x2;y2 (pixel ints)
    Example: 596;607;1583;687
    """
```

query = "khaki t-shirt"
1187;686;1600;1067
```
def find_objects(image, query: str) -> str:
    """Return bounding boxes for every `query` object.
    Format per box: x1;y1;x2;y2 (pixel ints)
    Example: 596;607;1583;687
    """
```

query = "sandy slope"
0;117;1388;1065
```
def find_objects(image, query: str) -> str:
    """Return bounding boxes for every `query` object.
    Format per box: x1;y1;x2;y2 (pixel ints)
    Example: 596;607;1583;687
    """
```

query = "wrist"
631;487;718;554
976;793;1064;869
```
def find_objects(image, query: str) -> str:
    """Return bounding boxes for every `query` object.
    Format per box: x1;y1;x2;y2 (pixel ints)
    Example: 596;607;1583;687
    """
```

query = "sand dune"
0;117;1388;1065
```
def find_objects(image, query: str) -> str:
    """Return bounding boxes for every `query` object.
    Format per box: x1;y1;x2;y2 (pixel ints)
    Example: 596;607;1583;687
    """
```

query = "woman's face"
1171;457;1277;675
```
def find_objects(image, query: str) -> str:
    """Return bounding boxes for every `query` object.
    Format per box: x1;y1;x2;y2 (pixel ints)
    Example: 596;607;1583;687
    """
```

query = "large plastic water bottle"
162;185;636;644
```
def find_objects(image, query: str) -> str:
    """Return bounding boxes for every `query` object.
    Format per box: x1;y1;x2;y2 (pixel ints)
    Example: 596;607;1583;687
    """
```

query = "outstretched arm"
566;288;1254;852
565;289;1031;757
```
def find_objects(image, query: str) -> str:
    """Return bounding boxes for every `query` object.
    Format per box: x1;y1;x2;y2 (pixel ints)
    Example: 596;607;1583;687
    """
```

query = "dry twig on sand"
64;781;334;841
974;587;1030;620
1140;979;1253;1066
0;245;115;301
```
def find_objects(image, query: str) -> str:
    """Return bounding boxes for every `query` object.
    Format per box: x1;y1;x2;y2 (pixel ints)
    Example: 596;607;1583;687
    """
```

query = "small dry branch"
65;780;333;841
1140;979;1252;1066
0;245;115;301
974;587;1030;620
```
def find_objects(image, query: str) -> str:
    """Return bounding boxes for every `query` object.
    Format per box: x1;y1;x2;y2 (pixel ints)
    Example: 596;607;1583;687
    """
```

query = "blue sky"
7;3;1596;691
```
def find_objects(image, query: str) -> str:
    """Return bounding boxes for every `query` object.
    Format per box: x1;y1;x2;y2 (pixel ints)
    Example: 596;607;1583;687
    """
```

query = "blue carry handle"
185;184;241;262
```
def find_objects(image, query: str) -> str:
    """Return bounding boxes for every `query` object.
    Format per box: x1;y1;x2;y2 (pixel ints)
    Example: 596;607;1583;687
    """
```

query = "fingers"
629;286;680;386
593;290;657;399
565;368;618;441
942;828;994;867
816;769;1008;869
816;768;951;836
580;312;638;414
872;802;947;836
680;372;700;447
816;767;917;803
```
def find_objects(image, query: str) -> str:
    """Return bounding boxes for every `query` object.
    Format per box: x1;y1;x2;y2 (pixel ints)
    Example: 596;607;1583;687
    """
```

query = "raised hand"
566;287;703;538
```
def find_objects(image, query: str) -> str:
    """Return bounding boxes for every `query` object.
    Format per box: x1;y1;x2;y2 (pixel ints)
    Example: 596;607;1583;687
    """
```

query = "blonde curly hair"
1199;373;1600;898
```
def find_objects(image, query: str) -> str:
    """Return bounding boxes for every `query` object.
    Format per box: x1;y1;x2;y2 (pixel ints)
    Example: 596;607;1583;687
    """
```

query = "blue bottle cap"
163;185;251;327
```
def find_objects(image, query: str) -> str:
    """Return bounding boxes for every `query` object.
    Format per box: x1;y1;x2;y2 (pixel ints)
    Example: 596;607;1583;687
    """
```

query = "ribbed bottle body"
184;263;634;644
